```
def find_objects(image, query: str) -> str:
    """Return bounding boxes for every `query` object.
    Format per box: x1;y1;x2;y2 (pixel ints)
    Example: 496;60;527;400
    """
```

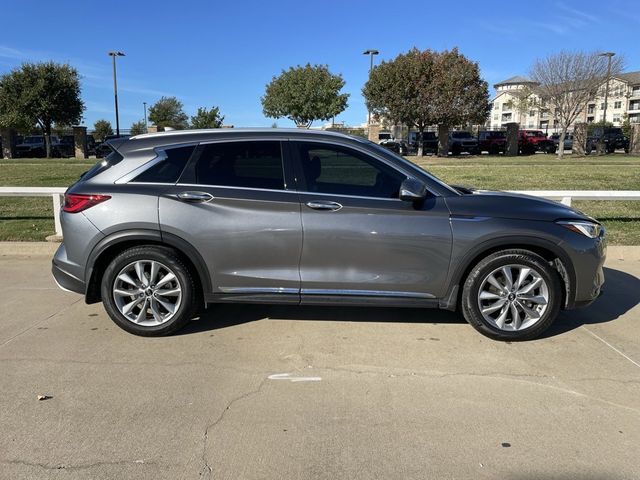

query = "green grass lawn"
1;154;639;244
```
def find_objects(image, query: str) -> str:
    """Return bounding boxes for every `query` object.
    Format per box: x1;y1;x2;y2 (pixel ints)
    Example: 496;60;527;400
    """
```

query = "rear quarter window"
81;149;124;181
132;145;195;183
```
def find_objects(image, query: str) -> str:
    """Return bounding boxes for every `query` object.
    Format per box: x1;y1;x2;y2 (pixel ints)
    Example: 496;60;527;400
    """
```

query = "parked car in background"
587;127;629;154
518;130;556;155
478;130;507;155
15;135;64;158
551;133;573;152
410;131;439;155
52;129;606;341
449;131;479;155
58;135;76;157
379;138;408;155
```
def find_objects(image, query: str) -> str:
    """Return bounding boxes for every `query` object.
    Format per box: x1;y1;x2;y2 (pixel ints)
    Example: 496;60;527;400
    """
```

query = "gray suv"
52;129;605;340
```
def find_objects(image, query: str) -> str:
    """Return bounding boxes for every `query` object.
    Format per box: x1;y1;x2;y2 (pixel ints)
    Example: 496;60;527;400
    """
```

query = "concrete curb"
1;242;639;262
0;242;59;256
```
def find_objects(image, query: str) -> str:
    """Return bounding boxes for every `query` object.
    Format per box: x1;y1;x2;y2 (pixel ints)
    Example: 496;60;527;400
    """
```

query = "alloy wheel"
477;264;549;331
112;260;182;326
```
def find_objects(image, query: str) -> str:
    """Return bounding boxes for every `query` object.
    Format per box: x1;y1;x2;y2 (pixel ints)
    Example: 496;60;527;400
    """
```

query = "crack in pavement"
199;376;269;479
0;298;82;349
2;458;156;471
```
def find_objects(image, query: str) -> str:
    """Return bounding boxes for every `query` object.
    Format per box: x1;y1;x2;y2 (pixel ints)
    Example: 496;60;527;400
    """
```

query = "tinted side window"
194;141;284;190
297;143;405;199
133;145;194;183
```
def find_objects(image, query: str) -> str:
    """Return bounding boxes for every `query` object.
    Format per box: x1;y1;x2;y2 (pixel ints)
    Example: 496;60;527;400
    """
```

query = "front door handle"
177;191;213;203
306;200;342;211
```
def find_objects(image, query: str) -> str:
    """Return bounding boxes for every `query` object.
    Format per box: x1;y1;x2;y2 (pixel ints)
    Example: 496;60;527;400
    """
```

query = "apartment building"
489;71;640;132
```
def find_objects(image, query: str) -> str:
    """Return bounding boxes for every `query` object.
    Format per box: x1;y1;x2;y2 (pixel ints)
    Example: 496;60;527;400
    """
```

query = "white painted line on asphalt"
268;373;322;382
582;327;640;369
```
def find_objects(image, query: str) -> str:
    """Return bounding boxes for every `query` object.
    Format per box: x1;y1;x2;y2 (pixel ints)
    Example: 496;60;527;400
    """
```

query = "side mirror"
399;178;427;202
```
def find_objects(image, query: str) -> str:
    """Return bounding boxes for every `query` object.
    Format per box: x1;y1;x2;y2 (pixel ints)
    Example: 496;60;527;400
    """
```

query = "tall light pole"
599;52;615;125
108;51;125;137
143;102;148;133
363;49;379;127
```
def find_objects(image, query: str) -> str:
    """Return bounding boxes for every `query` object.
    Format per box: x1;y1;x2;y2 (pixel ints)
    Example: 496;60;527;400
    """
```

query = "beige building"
489;72;640;132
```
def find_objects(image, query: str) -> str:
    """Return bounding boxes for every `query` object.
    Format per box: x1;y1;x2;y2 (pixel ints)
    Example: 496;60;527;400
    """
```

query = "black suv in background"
449;131;479;155
587;127;629;154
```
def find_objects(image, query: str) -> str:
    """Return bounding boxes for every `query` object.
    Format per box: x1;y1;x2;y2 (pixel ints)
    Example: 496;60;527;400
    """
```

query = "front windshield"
452;131;472;138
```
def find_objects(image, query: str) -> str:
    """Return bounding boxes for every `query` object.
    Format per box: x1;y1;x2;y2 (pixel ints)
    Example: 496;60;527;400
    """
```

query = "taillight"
63;193;111;213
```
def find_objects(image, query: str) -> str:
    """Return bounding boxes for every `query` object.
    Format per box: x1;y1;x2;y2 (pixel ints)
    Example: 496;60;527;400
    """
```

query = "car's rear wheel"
101;246;199;336
461;249;562;341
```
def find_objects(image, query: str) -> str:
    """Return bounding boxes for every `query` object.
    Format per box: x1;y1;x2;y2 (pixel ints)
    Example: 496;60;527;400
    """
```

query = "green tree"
363;48;489;156
148;96;189;129
262;64;349;128
190;106;224;129
130;120;147;136
0;61;84;157
428;49;490;156
93;119;113;142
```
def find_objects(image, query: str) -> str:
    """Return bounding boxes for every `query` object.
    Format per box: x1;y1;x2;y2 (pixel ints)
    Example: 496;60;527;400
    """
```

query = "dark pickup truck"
587;127;629;154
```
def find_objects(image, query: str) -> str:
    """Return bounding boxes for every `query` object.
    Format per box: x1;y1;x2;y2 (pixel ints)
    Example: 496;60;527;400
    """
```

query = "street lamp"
108;51;125;137
599;52;615;126
363;49;379;127
143;101;148;133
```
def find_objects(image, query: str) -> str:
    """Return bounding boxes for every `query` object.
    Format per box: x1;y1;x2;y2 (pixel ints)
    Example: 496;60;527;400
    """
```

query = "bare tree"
530;51;623;158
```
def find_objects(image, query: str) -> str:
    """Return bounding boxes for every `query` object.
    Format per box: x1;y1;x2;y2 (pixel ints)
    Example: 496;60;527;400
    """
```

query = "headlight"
556;220;602;238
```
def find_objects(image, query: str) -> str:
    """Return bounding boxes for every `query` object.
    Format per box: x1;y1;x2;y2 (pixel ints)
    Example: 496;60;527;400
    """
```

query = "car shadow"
178;303;462;336
178;267;639;339
542;266;640;338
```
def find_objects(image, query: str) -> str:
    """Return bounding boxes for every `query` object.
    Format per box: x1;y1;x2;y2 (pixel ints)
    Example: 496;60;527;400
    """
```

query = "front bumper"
562;230;606;309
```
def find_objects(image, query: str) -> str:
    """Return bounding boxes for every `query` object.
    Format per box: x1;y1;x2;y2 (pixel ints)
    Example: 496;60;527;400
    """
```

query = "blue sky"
2;0;639;130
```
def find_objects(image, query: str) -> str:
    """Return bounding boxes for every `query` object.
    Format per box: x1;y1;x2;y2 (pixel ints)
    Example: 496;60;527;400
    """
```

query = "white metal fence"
1;187;639;237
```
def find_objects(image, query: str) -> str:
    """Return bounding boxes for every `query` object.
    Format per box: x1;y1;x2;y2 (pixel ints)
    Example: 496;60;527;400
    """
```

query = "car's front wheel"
461;249;562;341
101;246;199;336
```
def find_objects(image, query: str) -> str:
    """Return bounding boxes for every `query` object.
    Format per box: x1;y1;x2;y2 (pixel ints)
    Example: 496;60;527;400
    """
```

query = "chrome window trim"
116;142;199;185
301;289;435;299
218;287;299;294
175;183;297;196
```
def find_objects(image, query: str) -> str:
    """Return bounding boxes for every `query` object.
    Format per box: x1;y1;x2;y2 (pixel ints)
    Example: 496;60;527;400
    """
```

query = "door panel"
298;194;452;297
292;141;453;299
159;140;302;297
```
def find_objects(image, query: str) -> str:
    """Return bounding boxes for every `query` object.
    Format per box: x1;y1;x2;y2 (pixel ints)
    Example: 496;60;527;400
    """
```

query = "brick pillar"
146;125;158;134
73;126;88;159
573;123;587;156
1;128;16;158
505;122;519;156
630;123;640;155
367;123;381;142
437;124;449;157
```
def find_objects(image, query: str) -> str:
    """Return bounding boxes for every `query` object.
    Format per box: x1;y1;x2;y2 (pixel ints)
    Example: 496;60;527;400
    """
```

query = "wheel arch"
446;236;576;311
84;229;211;304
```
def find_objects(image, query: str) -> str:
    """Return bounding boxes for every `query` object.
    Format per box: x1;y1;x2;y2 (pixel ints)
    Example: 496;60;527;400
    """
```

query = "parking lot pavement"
0;247;638;480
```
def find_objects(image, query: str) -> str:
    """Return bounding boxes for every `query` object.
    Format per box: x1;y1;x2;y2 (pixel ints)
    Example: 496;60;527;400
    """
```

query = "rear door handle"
306;200;342;211
177;191;214;203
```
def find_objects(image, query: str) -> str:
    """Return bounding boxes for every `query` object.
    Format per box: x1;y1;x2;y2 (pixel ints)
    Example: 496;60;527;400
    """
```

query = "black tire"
461;249;562;341
101;245;200;336
488;144;499;155
451;144;462;156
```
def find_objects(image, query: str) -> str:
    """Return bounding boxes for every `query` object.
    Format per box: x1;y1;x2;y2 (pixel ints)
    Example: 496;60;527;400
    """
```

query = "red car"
478;130;506;154
519;130;556;155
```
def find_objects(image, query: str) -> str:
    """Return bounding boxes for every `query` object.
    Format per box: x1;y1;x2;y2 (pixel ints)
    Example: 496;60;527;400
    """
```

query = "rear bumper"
52;243;86;295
